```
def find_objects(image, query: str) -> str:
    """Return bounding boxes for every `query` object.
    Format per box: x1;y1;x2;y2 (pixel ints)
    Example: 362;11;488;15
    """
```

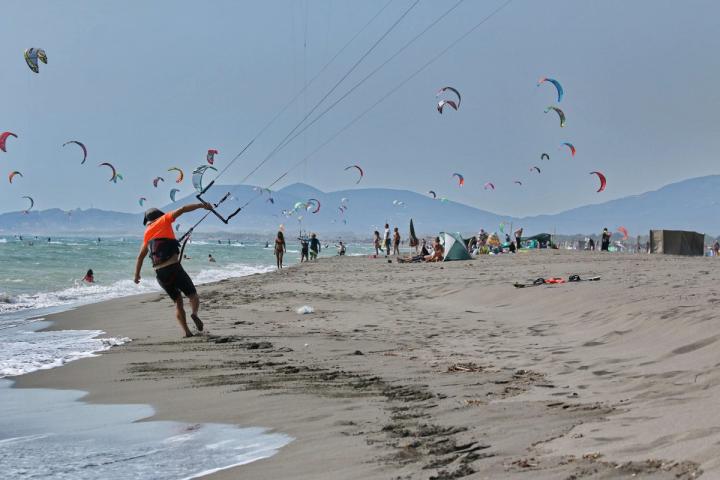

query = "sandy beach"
15;251;714;479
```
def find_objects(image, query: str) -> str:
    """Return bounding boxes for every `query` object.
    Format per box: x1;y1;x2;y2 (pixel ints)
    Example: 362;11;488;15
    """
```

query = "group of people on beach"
273;231;326;270
372;224;404;257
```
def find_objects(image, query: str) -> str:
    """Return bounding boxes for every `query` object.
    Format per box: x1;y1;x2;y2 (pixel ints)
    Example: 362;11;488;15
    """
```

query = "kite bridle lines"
238;0;514;214
191;0;411;231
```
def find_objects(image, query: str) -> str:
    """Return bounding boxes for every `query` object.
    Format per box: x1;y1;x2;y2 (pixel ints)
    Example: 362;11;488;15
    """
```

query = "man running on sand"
134;204;211;337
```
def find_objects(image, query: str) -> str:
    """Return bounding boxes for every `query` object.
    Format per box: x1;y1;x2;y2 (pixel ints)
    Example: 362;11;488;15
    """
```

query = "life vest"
148;237;180;267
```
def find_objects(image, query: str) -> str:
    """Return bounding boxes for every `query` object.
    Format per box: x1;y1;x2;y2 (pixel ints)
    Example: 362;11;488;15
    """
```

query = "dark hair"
277;231;284;240
143;208;165;225
86;269;93;276
385;223;389;228
374;230;379;236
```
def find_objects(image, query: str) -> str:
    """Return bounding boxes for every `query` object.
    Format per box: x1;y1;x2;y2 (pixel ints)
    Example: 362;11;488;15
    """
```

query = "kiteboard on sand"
513;275;600;288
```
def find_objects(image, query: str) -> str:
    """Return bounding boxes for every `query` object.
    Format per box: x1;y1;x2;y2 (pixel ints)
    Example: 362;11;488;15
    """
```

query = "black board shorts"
155;262;197;301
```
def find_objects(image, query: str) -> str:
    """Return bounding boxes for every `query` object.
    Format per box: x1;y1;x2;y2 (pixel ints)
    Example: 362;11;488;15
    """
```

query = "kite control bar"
195;180;242;224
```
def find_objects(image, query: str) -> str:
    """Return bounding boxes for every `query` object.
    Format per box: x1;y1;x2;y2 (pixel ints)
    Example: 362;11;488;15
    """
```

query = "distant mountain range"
1;176;719;237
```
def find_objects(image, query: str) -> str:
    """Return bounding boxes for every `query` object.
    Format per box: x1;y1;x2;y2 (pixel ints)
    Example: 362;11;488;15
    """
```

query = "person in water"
309;233;321;260
134;204;210;338
275;231;286;269
83;269;94;283
337;241;346;256
208;254;216;263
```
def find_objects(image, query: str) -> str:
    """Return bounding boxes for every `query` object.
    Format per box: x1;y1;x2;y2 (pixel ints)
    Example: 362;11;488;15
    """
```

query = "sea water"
0;235;370;478
0;237;285;478
0;379;292;479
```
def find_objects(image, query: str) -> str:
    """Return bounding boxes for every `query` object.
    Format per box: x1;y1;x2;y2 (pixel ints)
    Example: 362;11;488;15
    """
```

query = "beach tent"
523;233;552;248
440;232;472;261
649;229;704;256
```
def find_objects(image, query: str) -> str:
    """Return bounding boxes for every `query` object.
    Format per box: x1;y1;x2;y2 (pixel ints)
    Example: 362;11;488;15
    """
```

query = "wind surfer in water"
134;204;211;337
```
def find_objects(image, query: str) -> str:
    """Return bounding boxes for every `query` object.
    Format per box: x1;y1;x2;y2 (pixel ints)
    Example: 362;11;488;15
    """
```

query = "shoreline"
12;252;716;478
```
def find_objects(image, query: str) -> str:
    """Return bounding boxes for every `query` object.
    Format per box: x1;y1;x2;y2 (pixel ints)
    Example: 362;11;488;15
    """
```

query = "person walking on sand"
309;233;321;260
392;227;401;256
299;236;309;263
134;204;211;338
383;224;391;256
601;227;611;252
373;230;381;256
275;231;286;269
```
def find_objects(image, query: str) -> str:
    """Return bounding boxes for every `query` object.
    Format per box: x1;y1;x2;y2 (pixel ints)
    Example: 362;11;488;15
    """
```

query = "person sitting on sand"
373;230;381;256
309;233;321;260
275;231;286;270
420;238;429;256
424;237;444;262
83;269;94;283
134;204;211;338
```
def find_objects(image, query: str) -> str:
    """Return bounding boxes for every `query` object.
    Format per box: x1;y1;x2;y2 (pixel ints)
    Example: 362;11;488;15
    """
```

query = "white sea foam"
0;381;292;479
0;322;130;378
0;263;273;316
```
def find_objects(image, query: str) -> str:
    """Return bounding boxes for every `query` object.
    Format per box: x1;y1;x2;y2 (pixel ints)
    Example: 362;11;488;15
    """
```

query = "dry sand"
15;250;717;479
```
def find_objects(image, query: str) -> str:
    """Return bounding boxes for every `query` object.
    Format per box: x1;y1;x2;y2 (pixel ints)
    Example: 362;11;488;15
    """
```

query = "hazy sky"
1;0;719;217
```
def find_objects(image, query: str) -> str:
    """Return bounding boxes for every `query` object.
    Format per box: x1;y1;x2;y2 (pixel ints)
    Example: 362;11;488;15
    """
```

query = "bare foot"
191;314;204;332
183;332;194;338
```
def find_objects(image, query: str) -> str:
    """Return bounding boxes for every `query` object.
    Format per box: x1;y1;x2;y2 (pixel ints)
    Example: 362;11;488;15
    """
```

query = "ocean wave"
0;263;274;316
0;325;131;378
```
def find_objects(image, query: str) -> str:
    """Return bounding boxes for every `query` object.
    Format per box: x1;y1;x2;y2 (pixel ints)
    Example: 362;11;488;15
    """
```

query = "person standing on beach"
392;227;401;256
601;228;611;251
299;236;309;263
514;227;523;251
383;224;391;256
373;230;381;256
275;231;286;269
134;204;211;338
309;233;321;260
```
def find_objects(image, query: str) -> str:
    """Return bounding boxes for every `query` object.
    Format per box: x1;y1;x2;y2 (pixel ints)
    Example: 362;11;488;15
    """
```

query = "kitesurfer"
309;233;321;260
300;236;310;263
134;203;211;337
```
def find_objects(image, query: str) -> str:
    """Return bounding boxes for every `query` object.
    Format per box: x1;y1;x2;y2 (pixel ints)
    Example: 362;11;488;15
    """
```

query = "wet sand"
15;251;716;479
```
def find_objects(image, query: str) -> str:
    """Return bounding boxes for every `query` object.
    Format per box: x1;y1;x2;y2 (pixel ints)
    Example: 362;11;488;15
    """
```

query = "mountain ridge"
1;176;718;237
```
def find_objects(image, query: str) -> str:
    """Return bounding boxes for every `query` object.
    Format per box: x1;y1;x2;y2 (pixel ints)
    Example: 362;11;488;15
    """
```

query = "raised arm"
134;244;149;283
171;202;212;221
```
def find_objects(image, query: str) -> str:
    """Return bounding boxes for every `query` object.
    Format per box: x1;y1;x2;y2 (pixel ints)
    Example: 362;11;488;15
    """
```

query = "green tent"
441;232;472;261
